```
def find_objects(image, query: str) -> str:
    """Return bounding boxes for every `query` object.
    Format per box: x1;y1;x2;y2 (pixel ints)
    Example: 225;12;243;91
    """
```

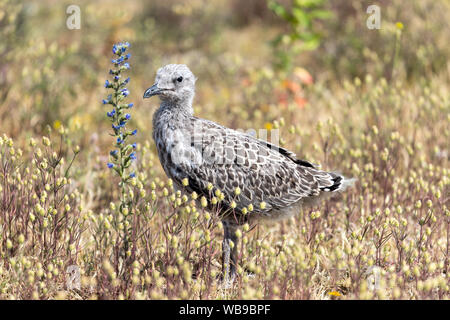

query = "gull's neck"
159;98;194;116
153;99;194;130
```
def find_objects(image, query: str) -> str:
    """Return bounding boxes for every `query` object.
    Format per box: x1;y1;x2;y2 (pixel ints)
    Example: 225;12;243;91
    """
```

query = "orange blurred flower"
294;67;313;85
294;96;307;108
282;79;301;94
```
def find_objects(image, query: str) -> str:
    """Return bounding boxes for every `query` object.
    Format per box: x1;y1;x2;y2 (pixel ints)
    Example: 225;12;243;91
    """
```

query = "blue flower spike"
103;41;137;217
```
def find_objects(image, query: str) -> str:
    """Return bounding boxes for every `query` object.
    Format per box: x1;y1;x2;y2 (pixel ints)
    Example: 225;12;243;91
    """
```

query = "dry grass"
0;0;448;299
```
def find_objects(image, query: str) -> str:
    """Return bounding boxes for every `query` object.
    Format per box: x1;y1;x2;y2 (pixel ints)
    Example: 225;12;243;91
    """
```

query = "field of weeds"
0;0;448;300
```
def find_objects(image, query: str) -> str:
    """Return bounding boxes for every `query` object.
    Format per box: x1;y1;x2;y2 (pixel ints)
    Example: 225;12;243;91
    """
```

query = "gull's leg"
222;219;238;287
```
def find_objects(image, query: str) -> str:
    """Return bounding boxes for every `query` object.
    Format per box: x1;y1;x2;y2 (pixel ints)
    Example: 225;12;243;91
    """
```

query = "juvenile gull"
143;64;355;283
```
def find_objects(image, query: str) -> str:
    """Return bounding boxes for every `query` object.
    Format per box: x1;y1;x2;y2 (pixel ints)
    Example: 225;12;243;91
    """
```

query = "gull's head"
143;64;196;105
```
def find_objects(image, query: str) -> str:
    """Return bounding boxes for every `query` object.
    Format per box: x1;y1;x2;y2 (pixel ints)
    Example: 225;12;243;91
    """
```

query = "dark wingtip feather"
320;175;342;192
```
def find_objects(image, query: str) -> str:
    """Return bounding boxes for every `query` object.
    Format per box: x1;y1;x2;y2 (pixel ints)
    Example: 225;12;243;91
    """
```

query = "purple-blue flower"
107;162;114;169
121;88;129;97
112;42;130;56
121;42;130;52
107;109;116;117
131;129;137;136
112;56;125;65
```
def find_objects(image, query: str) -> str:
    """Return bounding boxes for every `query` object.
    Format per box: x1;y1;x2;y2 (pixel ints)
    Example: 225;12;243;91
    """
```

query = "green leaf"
299;36;321;51
295;0;326;8
292;8;310;27
310;9;332;20
268;1;288;20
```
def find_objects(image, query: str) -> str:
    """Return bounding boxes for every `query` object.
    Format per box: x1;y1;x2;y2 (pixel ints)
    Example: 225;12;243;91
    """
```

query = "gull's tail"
318;171;357;193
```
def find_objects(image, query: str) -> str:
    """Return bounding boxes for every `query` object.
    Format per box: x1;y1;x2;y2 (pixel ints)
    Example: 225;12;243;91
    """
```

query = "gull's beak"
143;83;161;99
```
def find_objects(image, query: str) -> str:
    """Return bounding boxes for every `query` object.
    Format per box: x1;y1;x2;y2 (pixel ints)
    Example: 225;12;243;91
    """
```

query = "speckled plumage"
153;107;347;221
144;64;354;283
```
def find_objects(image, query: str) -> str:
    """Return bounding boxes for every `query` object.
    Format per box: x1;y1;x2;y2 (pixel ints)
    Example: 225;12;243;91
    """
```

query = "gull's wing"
166;118;338;216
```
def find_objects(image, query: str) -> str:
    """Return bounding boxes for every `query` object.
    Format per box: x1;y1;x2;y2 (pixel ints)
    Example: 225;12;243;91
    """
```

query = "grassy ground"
0;0;449;299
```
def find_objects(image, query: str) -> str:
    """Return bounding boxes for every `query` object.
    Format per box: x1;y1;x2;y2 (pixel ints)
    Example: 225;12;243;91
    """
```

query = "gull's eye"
176;76;183;83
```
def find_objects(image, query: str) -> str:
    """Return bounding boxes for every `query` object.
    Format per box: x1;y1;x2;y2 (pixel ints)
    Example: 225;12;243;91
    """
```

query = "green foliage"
268;0;332;71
